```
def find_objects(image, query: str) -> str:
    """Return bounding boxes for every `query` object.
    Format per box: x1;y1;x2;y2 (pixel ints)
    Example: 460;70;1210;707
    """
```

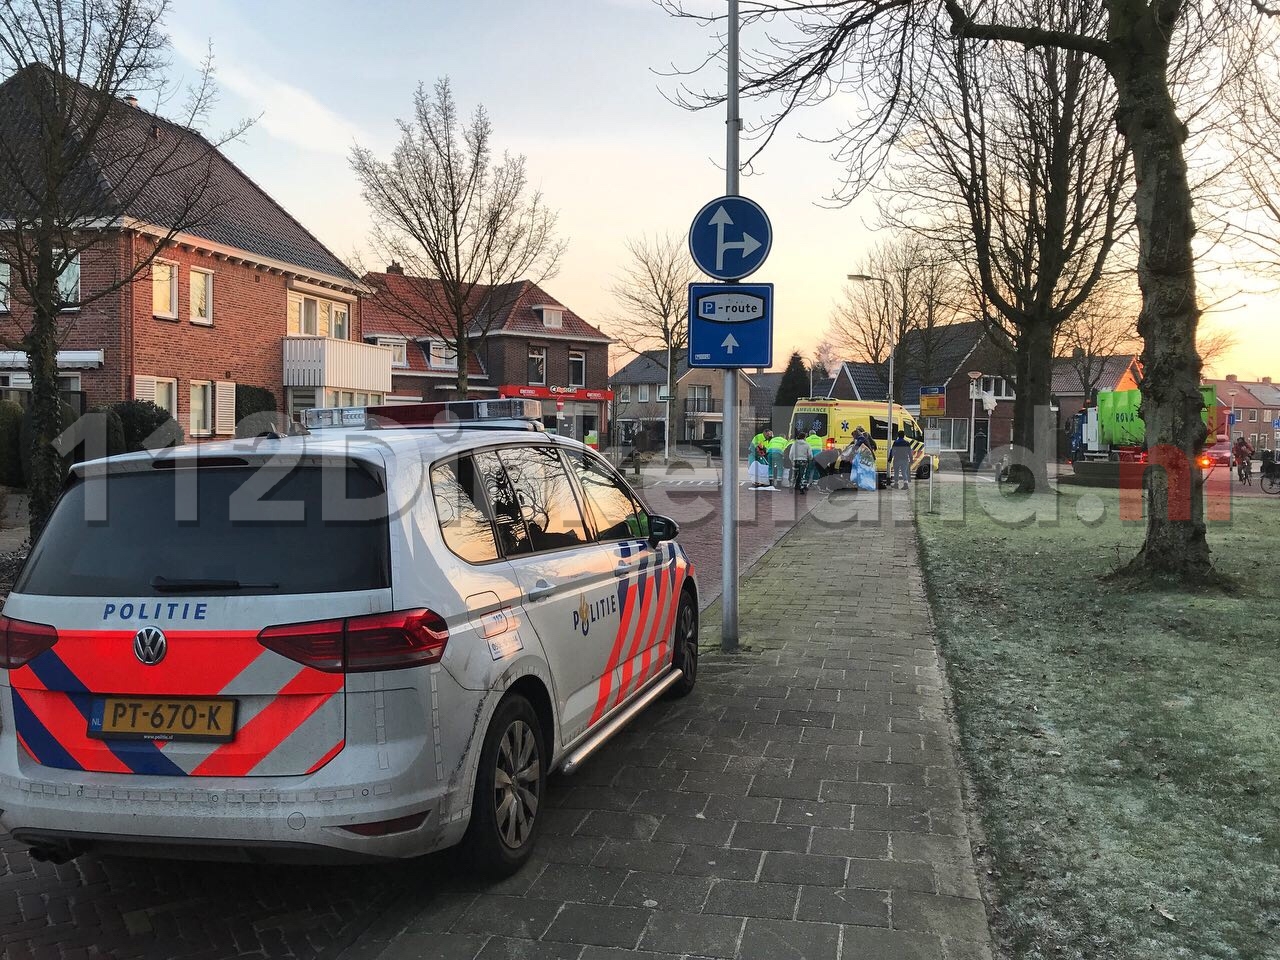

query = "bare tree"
1055;289;1141;398
351;78;566;396
1196;323;1240;374
0;0;247;534
809;337;838;381
1224;19;1280;275
660;0;1272;581
608;231;698;391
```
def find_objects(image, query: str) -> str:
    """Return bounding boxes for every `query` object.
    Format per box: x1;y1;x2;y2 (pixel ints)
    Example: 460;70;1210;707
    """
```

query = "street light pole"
1229;389;1237;488
720;0;741;652
968;370;983;466
847;273;894;464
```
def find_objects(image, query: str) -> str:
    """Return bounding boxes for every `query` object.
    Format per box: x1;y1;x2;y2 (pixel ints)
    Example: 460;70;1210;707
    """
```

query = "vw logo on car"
133;626;167;666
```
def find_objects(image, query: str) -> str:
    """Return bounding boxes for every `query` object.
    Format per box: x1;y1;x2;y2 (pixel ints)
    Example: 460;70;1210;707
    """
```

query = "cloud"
170;27;367;157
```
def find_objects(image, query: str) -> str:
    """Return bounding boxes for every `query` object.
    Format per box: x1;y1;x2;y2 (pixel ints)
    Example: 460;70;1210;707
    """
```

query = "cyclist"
1233;436;1255;485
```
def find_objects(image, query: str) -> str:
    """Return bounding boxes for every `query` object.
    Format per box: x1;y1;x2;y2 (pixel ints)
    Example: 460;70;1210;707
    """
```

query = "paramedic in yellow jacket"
766;432;789;486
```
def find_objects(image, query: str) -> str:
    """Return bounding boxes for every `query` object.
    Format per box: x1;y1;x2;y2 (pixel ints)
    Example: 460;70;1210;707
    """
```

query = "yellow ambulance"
788;399;937;482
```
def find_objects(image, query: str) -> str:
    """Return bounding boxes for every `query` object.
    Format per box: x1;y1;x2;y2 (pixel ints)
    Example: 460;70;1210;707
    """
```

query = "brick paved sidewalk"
351;489;995;960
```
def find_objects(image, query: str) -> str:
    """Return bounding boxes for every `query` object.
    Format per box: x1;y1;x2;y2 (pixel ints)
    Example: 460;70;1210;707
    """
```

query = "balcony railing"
684;397;721;413
283;336;392;394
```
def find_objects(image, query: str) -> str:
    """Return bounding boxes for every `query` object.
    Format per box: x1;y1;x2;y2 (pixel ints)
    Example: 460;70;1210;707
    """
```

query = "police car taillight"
0;615;58;670
257;609;448;673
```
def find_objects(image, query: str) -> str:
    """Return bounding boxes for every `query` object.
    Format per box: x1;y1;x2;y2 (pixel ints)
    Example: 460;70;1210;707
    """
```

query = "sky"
162;0;1277;379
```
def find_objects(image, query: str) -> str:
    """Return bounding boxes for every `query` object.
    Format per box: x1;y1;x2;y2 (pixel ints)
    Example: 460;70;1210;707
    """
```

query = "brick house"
1204;375;1276;449
362;268;613;441
0;72;388;434
609;350;757;451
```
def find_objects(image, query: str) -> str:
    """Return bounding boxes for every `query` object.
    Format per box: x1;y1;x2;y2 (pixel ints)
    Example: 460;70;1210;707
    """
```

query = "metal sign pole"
721;0;740;652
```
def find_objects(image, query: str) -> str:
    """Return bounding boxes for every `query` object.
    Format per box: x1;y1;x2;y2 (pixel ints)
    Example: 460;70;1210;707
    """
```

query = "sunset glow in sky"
168;0;1278;379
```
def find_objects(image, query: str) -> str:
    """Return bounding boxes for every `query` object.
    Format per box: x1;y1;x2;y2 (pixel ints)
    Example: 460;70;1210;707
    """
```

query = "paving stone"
612;871;715;911
775;798;855;828
543;902;650;949
630;789;711;817
758;851;847;887
451;895;562;940
728;821;812;853
525;864;628;905
795;885;890;927
747;775;824;801
574;810;662;841
591;837;685;874
890;832;976;864
841;926;946;959
847;858;936;894
578;948;684;960
702;879;799;920
651;814;735;847
702;794;782;823
375;932;487;960
674;844;764;880
853;805;932;832
475;938;583;960
818;780;891;805
639;910;745;958
737;917;842;960
809;827;891;859
892;891;993;942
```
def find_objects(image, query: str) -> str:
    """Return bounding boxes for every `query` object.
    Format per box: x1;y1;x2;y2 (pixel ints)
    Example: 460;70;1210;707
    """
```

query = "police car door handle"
527;579;557;602
614;560;640;577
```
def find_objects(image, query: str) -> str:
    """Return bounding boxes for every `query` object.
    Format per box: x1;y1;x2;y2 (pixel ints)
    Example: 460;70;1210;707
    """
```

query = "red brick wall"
478;335;608;390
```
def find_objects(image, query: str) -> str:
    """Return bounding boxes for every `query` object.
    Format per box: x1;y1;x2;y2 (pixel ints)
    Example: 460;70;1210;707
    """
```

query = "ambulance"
0;400;698;875
788;399;937;484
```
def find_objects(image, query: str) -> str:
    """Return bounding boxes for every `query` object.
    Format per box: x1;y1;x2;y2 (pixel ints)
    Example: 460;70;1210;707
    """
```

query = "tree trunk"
455;334;470;398
25;300;64;541
1109;28;1213;580
1008;319;1055;492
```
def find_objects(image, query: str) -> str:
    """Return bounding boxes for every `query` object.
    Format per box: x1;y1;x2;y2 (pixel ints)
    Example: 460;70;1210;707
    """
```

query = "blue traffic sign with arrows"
688;196;772;280
688;283;773;369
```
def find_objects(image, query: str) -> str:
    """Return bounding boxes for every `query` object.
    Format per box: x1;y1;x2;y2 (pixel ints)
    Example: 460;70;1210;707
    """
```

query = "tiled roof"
1203;379;1265;407
840;361;887;400
610;349;691;386
1241;381;1280;407
0;66;360;285
363;273;610;348
1050;355;1138;395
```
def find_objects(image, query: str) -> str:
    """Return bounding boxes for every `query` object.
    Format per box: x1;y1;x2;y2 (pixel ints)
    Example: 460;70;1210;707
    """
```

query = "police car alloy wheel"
668;590;699;699
463;694;546;876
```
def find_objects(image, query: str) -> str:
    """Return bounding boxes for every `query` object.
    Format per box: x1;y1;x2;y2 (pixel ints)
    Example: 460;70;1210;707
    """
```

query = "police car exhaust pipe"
560;669;685;775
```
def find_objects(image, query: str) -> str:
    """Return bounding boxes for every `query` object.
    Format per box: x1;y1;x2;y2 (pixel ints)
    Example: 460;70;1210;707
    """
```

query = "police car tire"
462;694;546;878
667;590;699;699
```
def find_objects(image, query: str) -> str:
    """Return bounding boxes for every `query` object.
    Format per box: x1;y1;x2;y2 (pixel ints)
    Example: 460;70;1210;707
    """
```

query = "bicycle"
1237;455;1253;486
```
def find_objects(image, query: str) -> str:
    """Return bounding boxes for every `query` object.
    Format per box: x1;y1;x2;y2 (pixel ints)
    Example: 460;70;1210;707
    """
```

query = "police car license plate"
89;697;237;742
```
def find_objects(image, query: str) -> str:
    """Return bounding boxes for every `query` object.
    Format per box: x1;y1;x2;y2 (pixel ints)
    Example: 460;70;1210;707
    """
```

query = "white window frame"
0;260;9;312
528;346;547;385
377;337;409;367
429;340;458;371
540;307;563;329
190;268;214;325
56;252;80;309
190;380;213;437
145;376;177;416
152;259;178;320
332;303;349;340
287;292;350;337
638;384;650;403
619;385;631;403
569;350;586;388
1249;408;1258;422
980;376;1015;400
657;384;671;401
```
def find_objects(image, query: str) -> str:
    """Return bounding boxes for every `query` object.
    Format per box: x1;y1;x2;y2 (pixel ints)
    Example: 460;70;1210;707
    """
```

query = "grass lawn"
916;483;1279;960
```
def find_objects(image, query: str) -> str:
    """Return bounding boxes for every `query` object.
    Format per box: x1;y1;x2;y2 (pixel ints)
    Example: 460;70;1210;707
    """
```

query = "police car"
0;400;698;875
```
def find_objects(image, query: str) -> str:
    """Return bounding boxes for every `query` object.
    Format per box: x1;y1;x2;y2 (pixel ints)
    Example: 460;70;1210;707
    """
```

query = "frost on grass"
918;486;1280;960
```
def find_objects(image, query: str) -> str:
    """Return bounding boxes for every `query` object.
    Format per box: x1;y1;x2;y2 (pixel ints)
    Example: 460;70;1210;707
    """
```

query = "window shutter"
215;380;236;435
134;375;156;403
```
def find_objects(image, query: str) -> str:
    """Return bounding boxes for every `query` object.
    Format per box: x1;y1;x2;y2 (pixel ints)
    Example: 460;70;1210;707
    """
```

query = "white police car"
0;400;698;874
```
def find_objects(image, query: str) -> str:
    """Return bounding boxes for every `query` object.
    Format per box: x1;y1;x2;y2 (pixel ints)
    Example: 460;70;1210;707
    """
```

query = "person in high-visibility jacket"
804;429;823;483
766;432;789;487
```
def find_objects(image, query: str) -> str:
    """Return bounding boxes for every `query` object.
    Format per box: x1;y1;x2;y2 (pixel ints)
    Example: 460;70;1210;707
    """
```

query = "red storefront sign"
498;385;615;402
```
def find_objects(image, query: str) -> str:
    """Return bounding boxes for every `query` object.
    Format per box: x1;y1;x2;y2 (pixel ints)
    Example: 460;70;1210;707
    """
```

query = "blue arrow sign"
1228;412;1239;426
688;196;772;280
1273;418;1280;430
688;283;773;369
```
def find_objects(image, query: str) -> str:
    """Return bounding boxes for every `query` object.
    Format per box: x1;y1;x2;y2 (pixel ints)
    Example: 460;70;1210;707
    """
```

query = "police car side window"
568;451;648;542
430;456;500;564
473;450;532;556
497;446;588;553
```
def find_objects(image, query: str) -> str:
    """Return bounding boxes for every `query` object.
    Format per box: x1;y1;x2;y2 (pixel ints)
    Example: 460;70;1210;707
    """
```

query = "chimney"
1226;374;1237;382
124;94;139;108
1263;377;1273;385
386;261;403;275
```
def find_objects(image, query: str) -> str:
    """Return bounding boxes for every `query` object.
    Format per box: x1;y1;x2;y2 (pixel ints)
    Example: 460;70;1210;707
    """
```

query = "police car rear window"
16;464;390;597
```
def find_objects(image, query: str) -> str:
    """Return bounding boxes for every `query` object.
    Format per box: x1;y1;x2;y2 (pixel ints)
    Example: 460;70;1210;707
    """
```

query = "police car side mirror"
648;514;679;547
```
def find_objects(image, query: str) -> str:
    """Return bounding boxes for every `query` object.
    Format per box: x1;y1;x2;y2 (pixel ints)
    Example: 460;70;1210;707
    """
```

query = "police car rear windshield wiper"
150;576;280;592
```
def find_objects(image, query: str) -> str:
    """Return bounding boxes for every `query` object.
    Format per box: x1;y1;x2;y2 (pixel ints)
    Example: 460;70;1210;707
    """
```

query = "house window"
638;384;650;403
569;350;586;388
657;384;671;401
979;376;1015;400
619;385;631;403
938;418;969;451
190;381;212;436
152;260;177;319
528;346;546;385
57;374;81;391
378;339;408;367
0;261;9;312
540;307;563;329
152;377;177;416
429;340;458;370
1249;409;1258;422
1250;433;1258;446
190;269;213;324
57;253;80;307
287;292;350;337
